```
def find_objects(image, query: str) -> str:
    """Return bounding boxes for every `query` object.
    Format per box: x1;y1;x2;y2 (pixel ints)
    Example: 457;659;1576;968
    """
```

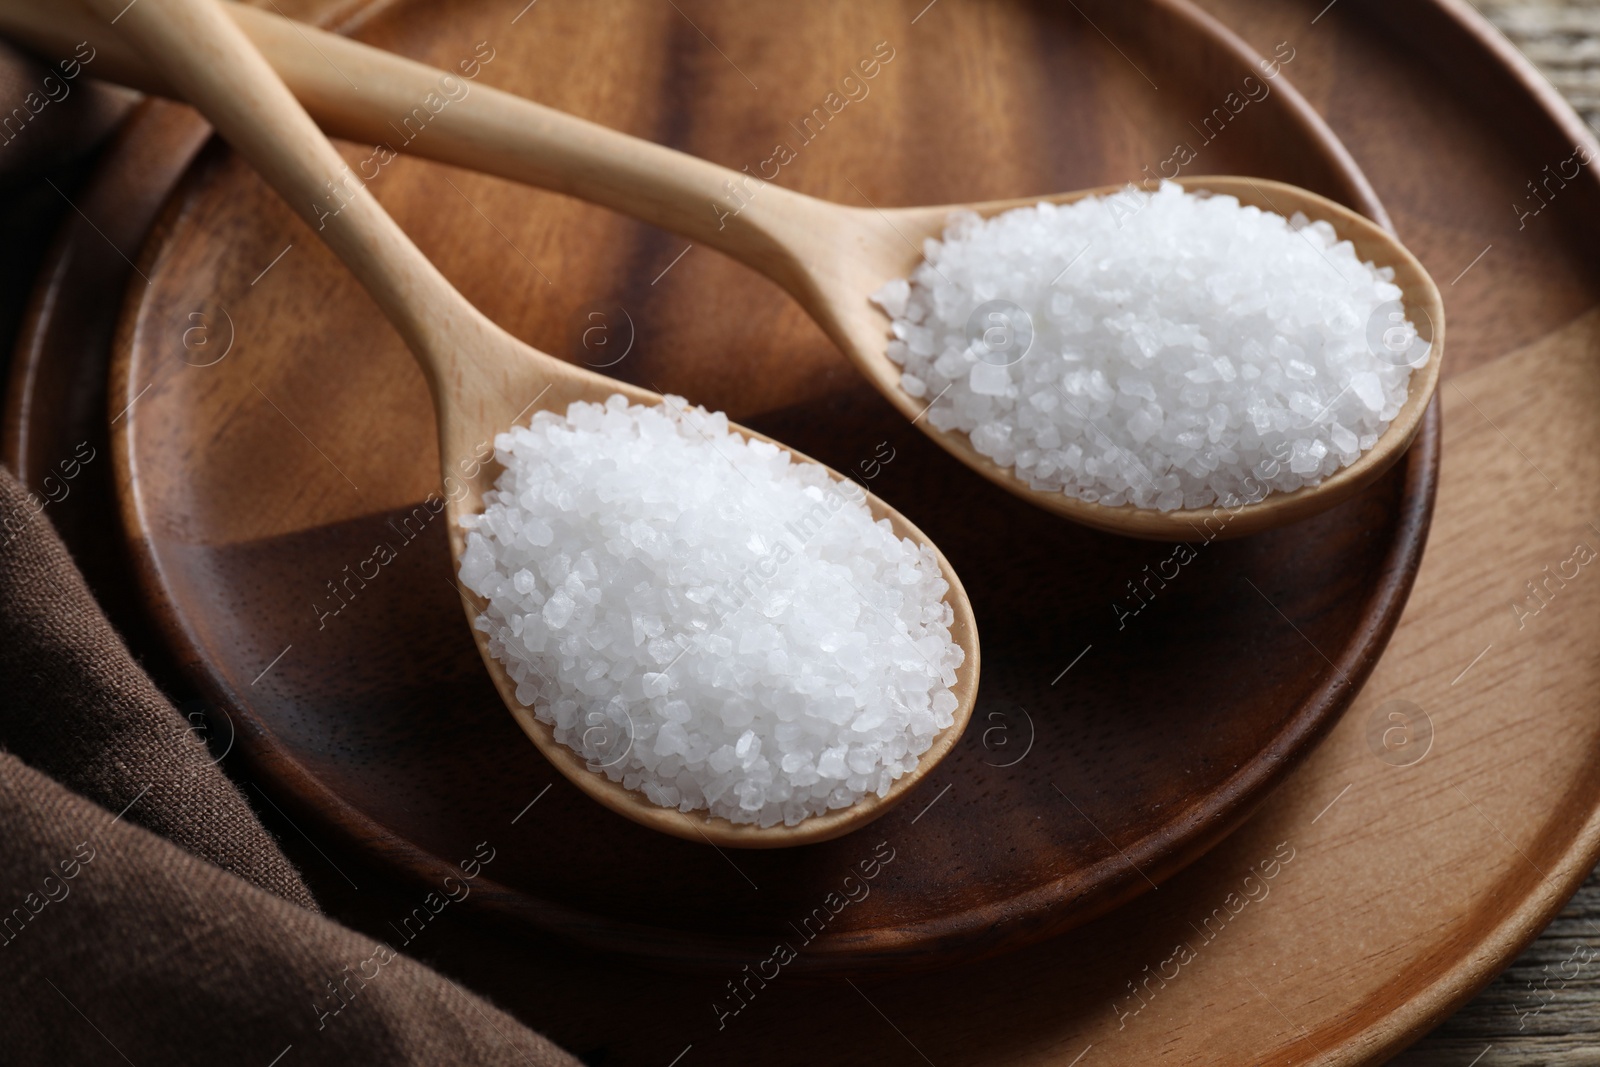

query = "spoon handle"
2;0;824;280
75;0;489;393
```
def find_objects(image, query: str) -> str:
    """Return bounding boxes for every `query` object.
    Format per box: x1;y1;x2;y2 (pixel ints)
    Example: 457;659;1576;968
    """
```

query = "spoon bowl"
85;0;980;847
13;0;1443;541
430;326;982;848
786;175;1444;541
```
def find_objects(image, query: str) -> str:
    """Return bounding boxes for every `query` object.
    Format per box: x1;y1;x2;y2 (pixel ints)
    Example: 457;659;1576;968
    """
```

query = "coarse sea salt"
458;395;964;828
873;181;1429;512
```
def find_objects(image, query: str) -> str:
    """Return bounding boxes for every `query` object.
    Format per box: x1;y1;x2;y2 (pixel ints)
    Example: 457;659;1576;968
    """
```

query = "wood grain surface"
1473;0;1600;131
100;0;1440;974
4;0;1600;1062
1400;6;1600;1063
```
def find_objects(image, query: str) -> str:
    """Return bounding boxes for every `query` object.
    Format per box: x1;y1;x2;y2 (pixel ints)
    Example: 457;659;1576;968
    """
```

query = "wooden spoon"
6;0;1444;541
79;0;979;848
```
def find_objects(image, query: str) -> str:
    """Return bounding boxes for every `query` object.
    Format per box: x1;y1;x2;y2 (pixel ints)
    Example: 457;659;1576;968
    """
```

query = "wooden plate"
97;0;1438;974
9;0;1600;1061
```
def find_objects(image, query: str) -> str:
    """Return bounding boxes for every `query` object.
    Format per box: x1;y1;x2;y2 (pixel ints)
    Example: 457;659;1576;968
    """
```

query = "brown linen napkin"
0;466;318;909
0;469;580;1066
0;745;581;1066
0;39;579;1064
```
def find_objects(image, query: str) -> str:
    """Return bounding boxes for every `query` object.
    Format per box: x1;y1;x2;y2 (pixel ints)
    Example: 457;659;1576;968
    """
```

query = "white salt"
458;395;964;828
873;182;1428;511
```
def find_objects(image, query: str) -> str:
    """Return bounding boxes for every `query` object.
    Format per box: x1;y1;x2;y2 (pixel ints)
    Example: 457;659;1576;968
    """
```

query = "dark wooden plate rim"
90;0;1440;972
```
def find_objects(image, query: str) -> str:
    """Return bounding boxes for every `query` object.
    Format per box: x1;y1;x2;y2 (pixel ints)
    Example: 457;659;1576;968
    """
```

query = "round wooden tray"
108;0;1432;974
6;0;1598;1061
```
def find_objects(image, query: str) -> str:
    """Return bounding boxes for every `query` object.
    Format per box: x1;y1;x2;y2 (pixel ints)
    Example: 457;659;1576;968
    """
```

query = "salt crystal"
968;362;1011;396
1350;371;1385;412
460;396;964;826
869;182;1424;511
